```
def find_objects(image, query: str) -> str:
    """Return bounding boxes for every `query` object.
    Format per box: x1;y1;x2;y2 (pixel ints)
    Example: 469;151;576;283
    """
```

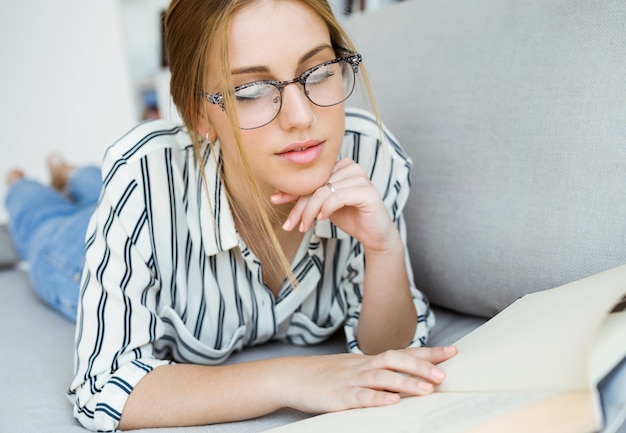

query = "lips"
276;139;324;165
277;139;323;155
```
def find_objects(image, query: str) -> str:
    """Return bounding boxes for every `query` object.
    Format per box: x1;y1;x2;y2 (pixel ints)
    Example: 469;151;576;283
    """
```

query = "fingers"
289;347;458;414
282;160;373;232
352;388;401;408
269;190;299;205
271;160;355;206
342;347;458;409
368;349;453;389
361;365;437;396
403;345;458;365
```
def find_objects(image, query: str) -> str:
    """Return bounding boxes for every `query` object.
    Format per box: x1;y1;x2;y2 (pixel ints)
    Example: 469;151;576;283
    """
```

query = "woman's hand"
118;346;457;430
271;158;395;253
282;346;458;413
273;157;422;354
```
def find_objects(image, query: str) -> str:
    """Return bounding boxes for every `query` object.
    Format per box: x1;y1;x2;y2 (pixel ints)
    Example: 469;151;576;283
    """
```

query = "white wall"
0;0;402;224
0;0;138;223
118;0;170;117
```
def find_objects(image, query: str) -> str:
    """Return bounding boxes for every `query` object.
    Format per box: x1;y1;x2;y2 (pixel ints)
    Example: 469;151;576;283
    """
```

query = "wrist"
362;227;403;257
268;357;304;410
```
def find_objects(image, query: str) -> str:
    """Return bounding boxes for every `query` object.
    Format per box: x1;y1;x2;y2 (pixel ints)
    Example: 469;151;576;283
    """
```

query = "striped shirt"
68;107;434;431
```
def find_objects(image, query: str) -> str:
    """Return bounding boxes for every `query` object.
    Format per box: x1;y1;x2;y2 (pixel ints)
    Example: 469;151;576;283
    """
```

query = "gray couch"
2;0;625;431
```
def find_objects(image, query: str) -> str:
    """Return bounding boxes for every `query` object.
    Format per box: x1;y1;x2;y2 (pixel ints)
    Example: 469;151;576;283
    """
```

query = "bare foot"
6;169;25;185
47;154;75;191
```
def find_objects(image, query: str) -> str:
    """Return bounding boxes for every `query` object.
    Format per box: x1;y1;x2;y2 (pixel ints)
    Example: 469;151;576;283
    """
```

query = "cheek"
211;112;238;150
208;107;231;137
327;103;347;126
321;106;347;148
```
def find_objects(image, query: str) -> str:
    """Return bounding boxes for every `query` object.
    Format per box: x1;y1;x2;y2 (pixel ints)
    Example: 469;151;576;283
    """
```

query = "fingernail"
431;367;445;381
386;393;400;404
444;346;457;354
282;219;292;231
299;222;305;232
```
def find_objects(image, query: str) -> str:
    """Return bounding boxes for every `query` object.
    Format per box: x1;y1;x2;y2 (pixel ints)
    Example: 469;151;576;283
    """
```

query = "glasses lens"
234;83;281;129
304;59;356;107
230;57;358;129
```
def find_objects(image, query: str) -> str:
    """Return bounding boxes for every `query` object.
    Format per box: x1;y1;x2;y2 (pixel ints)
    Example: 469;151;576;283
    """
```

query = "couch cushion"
0;267;484;433
345;0;626;317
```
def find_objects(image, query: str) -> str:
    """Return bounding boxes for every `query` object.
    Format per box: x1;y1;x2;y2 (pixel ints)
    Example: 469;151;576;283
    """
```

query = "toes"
6;169;25;185
47;154;73;190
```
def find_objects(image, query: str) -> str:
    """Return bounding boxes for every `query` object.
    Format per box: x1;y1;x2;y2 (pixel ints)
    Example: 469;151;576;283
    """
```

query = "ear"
197;117;217;141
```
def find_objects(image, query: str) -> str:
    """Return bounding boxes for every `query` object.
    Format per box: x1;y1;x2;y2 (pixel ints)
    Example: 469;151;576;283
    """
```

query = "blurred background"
0;0;399;222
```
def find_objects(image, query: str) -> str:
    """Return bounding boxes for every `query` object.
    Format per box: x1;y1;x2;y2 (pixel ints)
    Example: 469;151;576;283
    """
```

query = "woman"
68;0;456;430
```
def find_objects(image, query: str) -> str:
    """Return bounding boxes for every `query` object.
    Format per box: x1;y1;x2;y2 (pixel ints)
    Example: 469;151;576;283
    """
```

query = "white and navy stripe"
68;107;434;431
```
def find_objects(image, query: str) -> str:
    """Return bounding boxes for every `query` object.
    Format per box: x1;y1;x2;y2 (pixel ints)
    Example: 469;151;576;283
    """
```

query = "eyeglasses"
203;52;362;130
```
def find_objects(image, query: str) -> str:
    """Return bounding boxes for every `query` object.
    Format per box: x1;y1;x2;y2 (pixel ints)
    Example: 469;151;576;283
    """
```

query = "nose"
277;83;316;130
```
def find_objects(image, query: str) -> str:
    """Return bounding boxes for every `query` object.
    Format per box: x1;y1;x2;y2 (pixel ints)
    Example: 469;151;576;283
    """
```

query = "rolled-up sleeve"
67;146;172;432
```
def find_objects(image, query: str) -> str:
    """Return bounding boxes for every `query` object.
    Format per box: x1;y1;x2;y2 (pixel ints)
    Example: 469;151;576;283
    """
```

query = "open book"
267;264;626;433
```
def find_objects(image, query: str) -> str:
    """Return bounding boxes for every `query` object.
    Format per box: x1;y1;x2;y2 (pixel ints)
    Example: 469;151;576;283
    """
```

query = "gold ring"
326;182;336;194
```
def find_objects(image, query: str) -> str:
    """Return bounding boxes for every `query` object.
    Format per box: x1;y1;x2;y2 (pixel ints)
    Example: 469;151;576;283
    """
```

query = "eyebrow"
231;44;334;75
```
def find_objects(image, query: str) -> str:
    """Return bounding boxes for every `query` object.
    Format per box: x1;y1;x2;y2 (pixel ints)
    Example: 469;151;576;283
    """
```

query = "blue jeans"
5;166;101;321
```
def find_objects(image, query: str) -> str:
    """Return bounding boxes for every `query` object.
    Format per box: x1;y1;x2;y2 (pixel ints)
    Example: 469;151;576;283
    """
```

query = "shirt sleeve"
340;108;436;354
67;144;172;432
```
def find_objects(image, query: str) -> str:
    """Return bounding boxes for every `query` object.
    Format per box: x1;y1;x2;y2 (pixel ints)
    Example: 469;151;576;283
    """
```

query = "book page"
266;265;626;433
266;391;556;433
437;265;626;392
467;390;598;433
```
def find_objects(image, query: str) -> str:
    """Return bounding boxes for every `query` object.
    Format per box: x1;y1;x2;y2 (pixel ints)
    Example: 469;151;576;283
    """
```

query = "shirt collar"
194;139;239;256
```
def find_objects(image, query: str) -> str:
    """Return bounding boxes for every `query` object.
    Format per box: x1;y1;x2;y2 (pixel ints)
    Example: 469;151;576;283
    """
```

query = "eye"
305;63;337;86
234;83;276;105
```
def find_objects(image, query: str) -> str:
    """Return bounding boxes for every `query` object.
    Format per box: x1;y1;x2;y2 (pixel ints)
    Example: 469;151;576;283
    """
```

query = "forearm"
119;360;287;430
357;230;417;355
117;324;451;430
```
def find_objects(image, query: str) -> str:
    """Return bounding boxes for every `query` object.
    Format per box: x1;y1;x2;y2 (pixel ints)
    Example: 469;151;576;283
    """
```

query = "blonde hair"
165;0;380;286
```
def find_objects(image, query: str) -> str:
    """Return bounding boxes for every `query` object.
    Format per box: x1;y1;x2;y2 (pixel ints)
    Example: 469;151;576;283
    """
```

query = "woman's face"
207;0;346;198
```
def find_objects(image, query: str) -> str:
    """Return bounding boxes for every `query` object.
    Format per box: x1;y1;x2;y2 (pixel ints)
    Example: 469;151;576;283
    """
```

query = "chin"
282;173;330;197
270;153;338;197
